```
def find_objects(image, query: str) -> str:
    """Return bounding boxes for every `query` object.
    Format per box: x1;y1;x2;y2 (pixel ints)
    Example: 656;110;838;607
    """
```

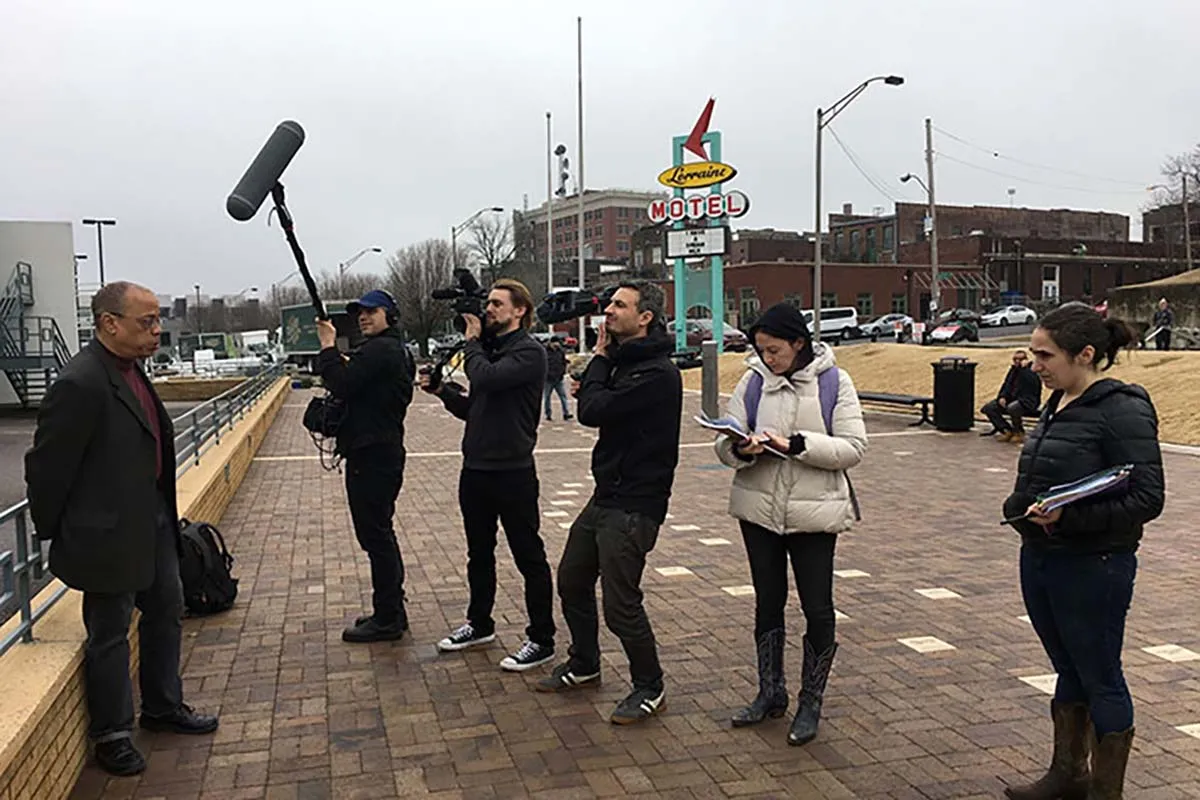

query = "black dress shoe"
343;616;407;643
94;738;146;776
139;703;219;735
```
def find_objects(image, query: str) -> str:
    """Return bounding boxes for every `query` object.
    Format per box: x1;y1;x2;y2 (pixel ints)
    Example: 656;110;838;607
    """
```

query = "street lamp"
451;207;504;273
81;218;116;286
337;246;383;297
194;284;202;335
811;75;903;339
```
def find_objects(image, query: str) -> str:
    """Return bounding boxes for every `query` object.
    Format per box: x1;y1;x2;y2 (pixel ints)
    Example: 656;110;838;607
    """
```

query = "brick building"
630;225;816;281
515;189;667;269
1143;201;1199;268
827;202;1130;264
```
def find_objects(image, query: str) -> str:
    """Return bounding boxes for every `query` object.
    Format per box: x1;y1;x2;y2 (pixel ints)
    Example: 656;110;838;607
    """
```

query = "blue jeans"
1019;545;1137;734
544;379;570;419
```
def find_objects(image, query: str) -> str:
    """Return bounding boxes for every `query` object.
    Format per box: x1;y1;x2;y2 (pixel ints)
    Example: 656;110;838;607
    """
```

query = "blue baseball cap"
346;289;396;317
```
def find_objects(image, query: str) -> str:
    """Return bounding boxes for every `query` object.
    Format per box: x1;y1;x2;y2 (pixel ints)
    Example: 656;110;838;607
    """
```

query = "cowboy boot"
1004;700;1091;800
731;628;788;727
1087;726;1134;800
787;637;837;746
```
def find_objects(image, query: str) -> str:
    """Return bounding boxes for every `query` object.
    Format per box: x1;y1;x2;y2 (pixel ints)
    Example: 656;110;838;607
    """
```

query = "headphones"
377;289;399;326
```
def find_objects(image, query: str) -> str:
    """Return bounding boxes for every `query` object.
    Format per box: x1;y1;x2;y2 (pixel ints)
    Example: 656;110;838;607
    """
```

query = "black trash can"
931;356;976;432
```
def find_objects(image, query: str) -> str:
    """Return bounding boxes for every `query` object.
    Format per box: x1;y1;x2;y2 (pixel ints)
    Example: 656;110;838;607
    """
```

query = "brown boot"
1011;432;1026;444
1087;726;1134;800
1005;701;1091;800
997;431;1015;442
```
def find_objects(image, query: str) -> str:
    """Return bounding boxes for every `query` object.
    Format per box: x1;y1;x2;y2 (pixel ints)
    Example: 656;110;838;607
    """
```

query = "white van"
801;307;860;341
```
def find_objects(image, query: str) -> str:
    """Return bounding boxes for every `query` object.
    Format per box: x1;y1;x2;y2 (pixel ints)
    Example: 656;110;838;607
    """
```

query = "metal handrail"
0;363;287;656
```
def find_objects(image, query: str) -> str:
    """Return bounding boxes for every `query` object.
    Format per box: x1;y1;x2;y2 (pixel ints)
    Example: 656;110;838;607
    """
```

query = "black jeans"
1156;329;1172;350
740;521;837;653
982;398;1036;434
459;466;555;647
558;499;663;691
81;495;184;742
1020;545;1136;735
345;444;406;625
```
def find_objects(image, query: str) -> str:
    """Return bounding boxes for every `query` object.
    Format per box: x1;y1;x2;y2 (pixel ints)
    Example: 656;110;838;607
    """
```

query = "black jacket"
439;328;546;471
546;345;568;384
317;327;415;457
1153;307;1174;329
1003;378;1164;554
25;340;180;594
999;365;1042;410
577;329;682;524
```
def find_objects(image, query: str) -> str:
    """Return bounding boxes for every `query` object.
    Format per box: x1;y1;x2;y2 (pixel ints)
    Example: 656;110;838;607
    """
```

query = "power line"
932;125;1146;188
937;152;1147;197
826;126;901;203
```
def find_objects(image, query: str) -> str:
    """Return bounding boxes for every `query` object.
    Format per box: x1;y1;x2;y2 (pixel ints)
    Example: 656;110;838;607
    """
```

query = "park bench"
857;391;934;427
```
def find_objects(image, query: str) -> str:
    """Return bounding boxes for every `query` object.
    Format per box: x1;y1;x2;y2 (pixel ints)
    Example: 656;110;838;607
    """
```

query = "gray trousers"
81;496;184;742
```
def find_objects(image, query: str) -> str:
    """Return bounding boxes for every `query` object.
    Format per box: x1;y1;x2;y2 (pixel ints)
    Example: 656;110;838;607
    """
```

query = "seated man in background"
981;349;1042;443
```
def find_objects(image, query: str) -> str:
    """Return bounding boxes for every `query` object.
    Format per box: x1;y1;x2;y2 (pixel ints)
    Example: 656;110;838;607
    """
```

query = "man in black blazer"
25;281;218;777
981;349;1043;444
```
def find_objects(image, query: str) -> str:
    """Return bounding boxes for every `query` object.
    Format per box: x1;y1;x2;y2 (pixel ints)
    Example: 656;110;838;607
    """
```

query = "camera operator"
419;278;557;672
315;290;415;644
536;281;682;726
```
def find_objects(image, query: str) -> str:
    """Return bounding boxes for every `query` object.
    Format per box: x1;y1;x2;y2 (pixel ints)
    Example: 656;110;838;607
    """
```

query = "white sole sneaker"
499;651;555;672
436;633;496;652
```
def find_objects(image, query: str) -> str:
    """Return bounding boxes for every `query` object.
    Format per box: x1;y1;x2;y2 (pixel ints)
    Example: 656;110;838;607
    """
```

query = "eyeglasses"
109;312;161;331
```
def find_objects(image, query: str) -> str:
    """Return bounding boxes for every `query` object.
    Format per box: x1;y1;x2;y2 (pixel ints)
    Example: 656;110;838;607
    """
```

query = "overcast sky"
3;0;1197;298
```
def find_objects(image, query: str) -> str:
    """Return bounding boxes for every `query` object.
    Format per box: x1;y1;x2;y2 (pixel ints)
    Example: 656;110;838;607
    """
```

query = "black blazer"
25;339;179;594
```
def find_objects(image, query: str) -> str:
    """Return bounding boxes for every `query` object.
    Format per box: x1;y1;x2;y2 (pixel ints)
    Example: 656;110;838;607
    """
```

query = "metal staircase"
0;262;73;408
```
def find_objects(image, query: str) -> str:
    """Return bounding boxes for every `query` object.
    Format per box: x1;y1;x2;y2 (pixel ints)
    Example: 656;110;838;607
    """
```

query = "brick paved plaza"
69;389;1200;799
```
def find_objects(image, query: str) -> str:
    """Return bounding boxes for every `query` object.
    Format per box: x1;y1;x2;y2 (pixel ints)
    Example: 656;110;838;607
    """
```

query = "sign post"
651;99;750;356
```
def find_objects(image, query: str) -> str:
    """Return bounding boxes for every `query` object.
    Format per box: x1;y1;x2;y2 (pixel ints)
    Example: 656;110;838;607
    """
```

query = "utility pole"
546;111;554;296
1183;173;1193;272
925;118;939;319
812;107;824;339
576;15;587;353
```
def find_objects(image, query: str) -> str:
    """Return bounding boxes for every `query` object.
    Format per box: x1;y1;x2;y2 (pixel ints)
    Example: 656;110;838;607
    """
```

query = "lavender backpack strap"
745;371;764;431
817;366;840;435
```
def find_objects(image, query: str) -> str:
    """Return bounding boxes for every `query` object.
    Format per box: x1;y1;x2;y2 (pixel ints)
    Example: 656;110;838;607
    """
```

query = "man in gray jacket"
25;282;218;777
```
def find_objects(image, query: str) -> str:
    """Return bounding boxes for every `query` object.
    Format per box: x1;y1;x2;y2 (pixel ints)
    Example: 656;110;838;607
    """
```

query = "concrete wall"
0;377;290;800
1108;281;1200;329
0;221;82;405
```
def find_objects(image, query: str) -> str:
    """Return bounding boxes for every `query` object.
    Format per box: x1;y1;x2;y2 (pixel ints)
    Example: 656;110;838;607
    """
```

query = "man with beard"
420;278;556;672
536;281;682;725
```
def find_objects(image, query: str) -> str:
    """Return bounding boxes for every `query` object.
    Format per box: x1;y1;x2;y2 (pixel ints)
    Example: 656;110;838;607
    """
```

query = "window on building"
891;293;908;314
784;292;803;309
617;241;628;252
951;225;963;236
739;287;761;327
834;232;844;257
883;225;895;251
849;230;861;257
618;208;628;218
634;250;644;268
1083;265;1093;296
821;292;837;308
651;246;662;264
866;228;877;262
855;293;873;318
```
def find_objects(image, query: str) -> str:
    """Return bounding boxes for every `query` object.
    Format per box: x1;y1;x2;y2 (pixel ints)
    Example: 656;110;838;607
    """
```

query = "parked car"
936;308;984;326
800;307;861;341
533;331;579;350
928;319;980;344
666;319;749;352
859;313;914;338
982;305;1037;327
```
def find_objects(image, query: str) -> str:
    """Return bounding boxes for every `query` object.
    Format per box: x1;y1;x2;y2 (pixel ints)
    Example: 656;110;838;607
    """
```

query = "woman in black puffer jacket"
1002;303;1164;800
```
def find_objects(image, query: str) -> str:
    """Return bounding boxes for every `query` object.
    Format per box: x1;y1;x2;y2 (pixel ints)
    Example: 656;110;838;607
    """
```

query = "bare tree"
1151;144;1200;206
468;214;515;285
386;239;455;355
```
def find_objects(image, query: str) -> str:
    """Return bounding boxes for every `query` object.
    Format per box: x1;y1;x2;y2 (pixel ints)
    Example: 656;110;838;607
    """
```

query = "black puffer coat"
1003;378;1164;554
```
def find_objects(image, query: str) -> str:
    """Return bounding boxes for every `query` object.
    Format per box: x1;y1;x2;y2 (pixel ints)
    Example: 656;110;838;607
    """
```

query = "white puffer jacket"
714;343;868;535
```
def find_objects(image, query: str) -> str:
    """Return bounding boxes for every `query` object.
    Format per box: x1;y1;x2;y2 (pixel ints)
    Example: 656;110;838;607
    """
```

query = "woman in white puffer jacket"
714;302;867;747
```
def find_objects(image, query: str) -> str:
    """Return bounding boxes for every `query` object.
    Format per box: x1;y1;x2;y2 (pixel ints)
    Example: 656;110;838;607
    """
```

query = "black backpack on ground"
178;518;239;615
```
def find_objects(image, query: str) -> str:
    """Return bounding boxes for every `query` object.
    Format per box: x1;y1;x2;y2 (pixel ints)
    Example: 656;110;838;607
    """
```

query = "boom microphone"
226;121;306;222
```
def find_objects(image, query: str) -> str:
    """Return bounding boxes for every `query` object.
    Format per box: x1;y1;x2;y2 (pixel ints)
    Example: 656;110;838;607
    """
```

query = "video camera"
432;268;488;333
535;285;617;325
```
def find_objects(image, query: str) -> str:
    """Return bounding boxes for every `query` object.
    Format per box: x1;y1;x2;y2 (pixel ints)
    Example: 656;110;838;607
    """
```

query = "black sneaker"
436;623;496;652
343;616;406;643
535;661;601;692
500;640;555;672
610;686;665;725
139;703;219;735
94;739;146;776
